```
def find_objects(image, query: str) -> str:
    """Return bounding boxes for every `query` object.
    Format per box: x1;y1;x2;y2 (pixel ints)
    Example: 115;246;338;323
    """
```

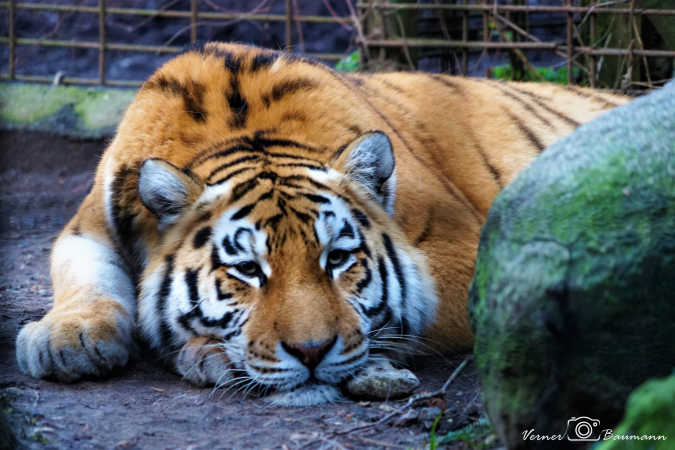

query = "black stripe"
207;155;260;183
429;74;458;90
230;178;259;204
267;152;323;164
211;246;223;271
510;85;581;127
250;52;278;72
289;207;311;223
256;189;274;202
505;110;546;153
192;144;260;169
351;209;370;228
493;83;553;128
382;233;407;328
304;193;331;204
185;268;200;306
146;76;207;123
193;226;212;249
265;213;283;231
199;310;235;329
339;220;355;239
207;167;255;186
222;237;237;255
355;259;372;295
564;85;619;108
233;228;250;251
357;228;372;257
250;137;320;153
362;256;389;318
261;78;317;108
232;203;256;220
277;162;327;171
227;75;248;129
157;254;175;350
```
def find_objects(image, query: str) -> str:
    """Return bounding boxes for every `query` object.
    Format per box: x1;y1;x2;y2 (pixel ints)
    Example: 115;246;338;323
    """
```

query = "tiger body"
16;43;628;405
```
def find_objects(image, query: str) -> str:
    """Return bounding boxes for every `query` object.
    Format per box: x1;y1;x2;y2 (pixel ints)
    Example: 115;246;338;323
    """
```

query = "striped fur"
15;42;629;405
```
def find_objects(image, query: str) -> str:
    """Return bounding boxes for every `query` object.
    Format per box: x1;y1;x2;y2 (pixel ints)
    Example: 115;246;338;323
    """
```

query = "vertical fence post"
98;0;106;85
285;0;293;51
190;0;198;44
461;0;468;75
589;10;597;87
9;0;16;79
566;0;573;84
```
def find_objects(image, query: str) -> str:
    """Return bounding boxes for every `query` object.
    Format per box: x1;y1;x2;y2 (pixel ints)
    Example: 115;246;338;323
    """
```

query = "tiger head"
137;130;437;404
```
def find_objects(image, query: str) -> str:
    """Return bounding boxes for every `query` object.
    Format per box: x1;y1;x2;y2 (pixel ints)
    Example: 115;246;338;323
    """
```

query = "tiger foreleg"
16;225;136;381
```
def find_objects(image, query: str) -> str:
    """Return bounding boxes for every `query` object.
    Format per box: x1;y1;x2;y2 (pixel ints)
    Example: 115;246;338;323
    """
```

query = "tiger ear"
138;158;204;229
334;131;396;215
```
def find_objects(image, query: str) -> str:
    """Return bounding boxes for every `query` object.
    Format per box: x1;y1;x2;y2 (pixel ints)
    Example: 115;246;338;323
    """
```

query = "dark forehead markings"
144;75;207;123
226;74;248;129
261;78;318;108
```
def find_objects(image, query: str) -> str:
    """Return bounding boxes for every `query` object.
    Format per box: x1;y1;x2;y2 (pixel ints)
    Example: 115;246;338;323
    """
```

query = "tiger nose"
281;336;337;370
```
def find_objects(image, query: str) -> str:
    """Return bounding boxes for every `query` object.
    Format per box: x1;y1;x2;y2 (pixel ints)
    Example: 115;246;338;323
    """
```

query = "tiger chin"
15;42;628;406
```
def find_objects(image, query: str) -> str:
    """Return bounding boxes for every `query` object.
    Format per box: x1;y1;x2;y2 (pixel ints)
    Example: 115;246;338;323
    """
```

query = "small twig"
337;356;471;436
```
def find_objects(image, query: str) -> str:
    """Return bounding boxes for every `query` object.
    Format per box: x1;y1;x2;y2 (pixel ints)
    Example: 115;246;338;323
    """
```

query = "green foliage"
428;413;443;450
436;416;495;449
335;51;360;72
491;64;580;84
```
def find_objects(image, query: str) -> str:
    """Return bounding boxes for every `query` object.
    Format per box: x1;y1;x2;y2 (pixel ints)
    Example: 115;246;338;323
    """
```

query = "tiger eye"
327;250;350;267
236;261;260;276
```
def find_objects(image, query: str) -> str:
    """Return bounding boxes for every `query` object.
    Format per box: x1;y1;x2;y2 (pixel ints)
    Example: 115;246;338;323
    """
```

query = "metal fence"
1;1;674;90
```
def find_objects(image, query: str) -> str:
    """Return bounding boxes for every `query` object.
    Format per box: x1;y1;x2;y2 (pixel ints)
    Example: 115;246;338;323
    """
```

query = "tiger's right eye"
327;250;350;268
236;261;261;277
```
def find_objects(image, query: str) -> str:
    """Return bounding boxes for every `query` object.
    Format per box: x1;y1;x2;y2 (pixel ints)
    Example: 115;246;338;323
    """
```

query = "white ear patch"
138;159;191;229
344;131;397;215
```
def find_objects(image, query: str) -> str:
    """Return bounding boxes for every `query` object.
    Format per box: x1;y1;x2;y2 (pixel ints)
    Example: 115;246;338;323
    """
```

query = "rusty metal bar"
0;2;354;24
355;3;675;16
8;0;14;79
190;0;198;44
589;11;596;88
98;0;106;85
0;73;142;86
0;36;347;59
285;0;293;51
566;0;573;84
461;0;468;75
358;38;675;57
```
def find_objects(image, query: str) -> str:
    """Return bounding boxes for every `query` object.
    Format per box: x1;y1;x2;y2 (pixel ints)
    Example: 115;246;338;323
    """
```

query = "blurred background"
0;0;673;92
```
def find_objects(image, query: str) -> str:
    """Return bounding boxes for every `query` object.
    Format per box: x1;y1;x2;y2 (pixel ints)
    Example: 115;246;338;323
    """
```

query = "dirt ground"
0;131;489;449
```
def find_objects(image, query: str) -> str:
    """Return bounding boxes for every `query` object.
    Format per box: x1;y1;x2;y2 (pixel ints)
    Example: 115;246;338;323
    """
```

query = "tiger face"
137;131;437;404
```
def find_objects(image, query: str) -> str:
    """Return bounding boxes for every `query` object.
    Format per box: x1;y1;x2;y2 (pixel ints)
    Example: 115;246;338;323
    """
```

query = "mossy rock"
0;82;136;138
597;373;674;450
468;83;675;449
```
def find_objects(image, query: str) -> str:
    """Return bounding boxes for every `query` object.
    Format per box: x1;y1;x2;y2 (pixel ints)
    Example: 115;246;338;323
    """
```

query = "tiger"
15;42;629;405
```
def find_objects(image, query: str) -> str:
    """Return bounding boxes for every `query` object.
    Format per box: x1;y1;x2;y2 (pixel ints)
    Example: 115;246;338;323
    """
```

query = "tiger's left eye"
236;261;261;277
327;249;350;267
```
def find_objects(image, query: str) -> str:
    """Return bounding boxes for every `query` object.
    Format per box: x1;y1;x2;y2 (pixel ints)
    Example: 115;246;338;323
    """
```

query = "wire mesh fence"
1;1;673;90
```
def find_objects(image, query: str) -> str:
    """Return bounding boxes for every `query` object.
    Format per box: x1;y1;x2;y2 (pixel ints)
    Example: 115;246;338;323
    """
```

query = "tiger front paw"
16;305;133;382
175;336;233;387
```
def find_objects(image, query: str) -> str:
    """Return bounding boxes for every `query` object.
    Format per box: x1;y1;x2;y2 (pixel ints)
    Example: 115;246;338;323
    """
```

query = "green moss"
0;82;135;138
597;374;675;450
